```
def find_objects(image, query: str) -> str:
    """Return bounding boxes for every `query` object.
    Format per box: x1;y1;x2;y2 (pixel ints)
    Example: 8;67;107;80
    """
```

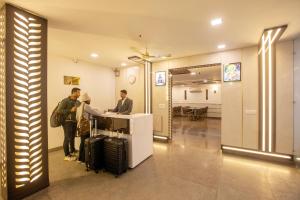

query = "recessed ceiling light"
203;79;208;83
121;62;127;67
211;18;222;26
218;44;226;49
90;53;99;58
190;72;196;75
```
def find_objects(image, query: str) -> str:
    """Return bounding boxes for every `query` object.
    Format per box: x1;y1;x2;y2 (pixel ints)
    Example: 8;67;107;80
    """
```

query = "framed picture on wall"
223;62;241;82
155;71;166;86
64;76;80;85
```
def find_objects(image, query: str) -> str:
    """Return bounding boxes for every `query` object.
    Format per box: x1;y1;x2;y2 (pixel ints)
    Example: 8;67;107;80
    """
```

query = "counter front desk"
94;113;153;168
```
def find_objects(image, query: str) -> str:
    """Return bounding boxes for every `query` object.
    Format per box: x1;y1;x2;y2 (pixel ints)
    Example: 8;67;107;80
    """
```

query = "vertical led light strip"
258;25;287;153
261;34;266;151
144;61;152;114
145;61;148;113
268;30;272;152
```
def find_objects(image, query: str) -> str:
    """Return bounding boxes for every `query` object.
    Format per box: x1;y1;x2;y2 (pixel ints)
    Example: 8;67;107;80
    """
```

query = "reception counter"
96;113;153;168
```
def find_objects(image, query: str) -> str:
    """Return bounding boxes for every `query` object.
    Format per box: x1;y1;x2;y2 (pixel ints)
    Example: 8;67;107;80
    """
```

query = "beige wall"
152;49;247;137
294;38;300;156
152;42;294;154
241;47;259;149
276;41;294;154
48;55;116;149
115;65;144;113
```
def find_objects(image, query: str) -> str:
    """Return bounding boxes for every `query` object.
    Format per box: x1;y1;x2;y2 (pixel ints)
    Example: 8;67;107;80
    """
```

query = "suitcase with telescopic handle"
103;131;128;177
84;117;107;173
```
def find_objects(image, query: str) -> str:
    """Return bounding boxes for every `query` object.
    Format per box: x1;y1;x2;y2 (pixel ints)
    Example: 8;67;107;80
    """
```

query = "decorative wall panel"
0;4;48;200
258;25;287;153
0;5;7;200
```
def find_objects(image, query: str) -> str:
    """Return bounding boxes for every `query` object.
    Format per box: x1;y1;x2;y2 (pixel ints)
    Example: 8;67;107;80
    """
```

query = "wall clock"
128;75;136;85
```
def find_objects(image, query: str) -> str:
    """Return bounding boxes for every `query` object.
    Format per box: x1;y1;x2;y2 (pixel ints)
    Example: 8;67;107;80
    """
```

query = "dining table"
187;107;207;121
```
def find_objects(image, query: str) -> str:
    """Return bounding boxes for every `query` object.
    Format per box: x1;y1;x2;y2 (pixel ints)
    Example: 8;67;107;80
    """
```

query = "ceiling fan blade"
130;46;145;55
147;55;157;58
157;53;172;58
159;53;172;58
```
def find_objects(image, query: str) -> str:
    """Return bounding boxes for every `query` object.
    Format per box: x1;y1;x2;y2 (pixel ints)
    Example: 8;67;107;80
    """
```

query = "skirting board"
221;145;294;164
48;146;63;153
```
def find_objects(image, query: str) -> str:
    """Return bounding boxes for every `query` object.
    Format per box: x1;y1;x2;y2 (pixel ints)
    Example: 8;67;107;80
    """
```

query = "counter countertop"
100;112;152;119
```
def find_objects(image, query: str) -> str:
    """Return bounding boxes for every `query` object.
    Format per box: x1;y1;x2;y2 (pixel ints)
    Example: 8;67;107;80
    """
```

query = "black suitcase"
104;137;128;177
85;117;107;173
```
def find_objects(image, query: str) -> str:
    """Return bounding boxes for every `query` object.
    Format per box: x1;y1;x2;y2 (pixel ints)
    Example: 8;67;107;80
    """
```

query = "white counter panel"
97;113;153;168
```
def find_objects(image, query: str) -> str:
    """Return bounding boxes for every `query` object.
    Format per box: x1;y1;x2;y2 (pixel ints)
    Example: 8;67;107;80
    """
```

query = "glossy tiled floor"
26;117;300;200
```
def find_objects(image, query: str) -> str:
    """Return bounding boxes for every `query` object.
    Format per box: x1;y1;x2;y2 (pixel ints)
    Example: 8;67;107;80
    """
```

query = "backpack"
77;103;90;136
50;102;64;127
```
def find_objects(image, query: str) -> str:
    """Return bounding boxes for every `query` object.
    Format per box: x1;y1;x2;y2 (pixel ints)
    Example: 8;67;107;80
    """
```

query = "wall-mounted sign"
223;62;241;82
155;71;166;86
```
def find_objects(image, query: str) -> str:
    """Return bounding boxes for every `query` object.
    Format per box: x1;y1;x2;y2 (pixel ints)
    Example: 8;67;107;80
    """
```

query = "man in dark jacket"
113;90;133;114
58;88;81;161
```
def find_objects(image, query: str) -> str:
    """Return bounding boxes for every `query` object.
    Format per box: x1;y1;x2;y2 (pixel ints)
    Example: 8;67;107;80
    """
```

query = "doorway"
168;64;222;150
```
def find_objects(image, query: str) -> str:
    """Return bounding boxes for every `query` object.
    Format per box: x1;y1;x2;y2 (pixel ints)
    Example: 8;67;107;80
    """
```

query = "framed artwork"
64;76;80;85
155;71;166;86
223;62;241;82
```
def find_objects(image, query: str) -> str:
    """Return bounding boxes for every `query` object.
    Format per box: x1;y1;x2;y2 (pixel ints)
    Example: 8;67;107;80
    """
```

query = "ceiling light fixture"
90;53;99;58
211;18;223;26
218;44;226;49
121;62;127;67
190;72;196;75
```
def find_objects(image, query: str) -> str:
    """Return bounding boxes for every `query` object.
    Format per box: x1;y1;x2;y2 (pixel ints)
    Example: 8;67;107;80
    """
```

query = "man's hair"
71;87;81;94
120;89;127;95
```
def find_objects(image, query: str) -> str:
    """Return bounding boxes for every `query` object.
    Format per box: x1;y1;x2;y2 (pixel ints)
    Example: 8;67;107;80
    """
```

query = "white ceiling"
2;0;300;68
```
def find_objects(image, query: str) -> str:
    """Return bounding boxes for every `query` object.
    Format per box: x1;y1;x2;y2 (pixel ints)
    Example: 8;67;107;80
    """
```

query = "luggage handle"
89;117;93;138
89;115;97;137
122;139;128;171
94;118;97;136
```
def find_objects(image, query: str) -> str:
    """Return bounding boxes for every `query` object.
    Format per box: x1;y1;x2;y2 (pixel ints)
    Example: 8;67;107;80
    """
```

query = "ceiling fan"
130;46;172;60
128;34;172;63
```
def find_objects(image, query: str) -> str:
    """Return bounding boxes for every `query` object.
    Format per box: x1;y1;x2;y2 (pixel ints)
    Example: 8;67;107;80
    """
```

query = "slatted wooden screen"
0;4;48;200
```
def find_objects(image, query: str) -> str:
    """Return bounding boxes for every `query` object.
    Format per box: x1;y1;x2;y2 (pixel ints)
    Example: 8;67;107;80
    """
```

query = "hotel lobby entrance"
1;1;300;200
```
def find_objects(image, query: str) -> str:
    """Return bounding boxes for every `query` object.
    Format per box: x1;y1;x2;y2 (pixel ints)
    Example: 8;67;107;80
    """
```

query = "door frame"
167;63;222;139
